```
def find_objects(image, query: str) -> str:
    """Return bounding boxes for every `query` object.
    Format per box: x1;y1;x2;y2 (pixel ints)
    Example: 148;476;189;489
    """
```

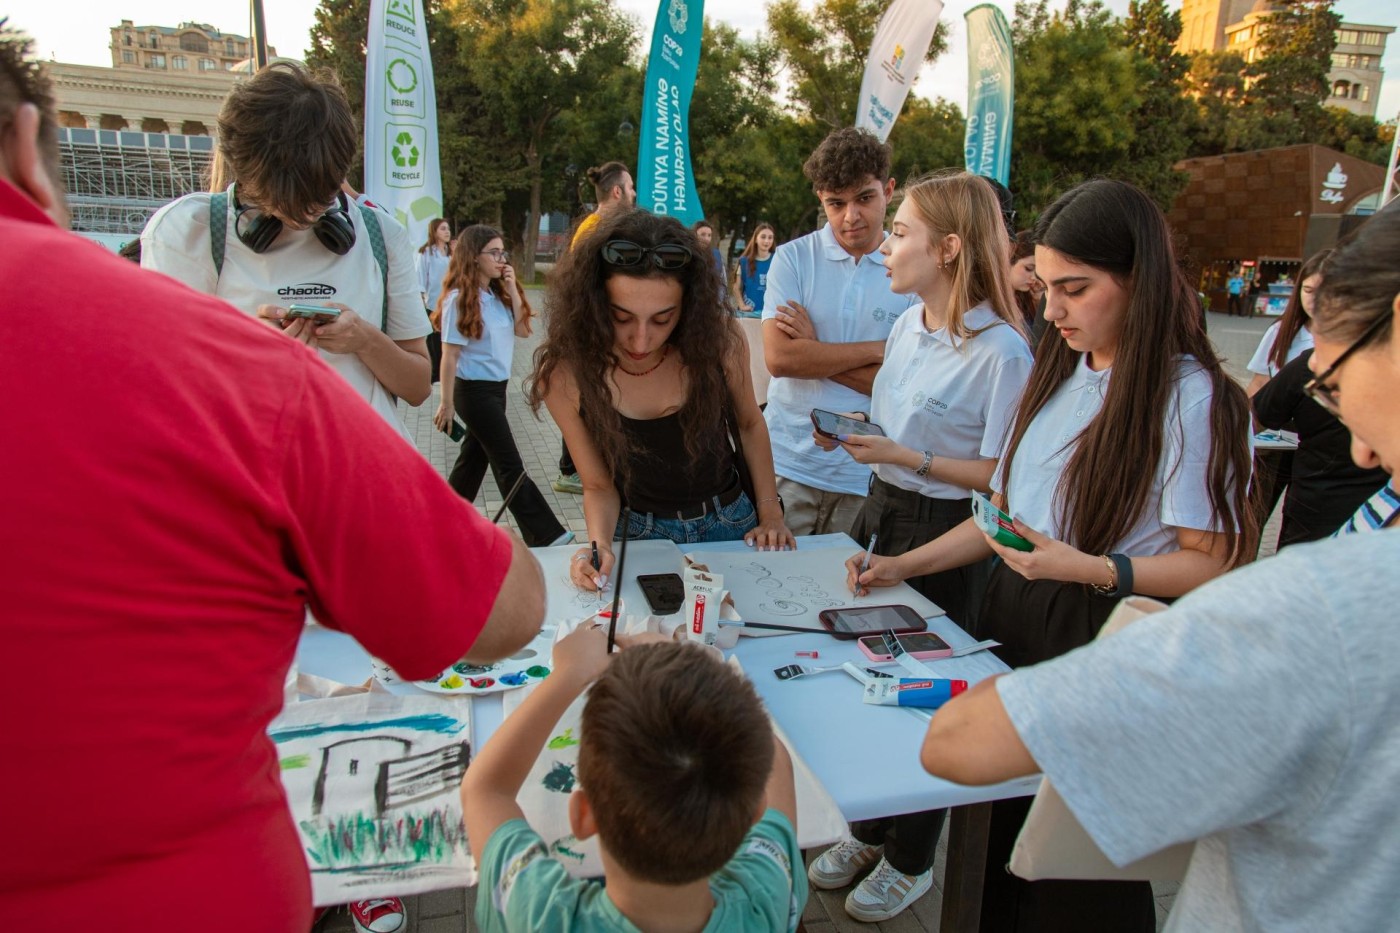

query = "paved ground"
315;303;1274;932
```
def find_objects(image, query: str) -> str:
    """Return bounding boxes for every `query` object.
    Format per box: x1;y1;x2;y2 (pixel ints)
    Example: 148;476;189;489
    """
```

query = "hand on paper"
845;550;906;596
569;546;612;593
772;300;818;341
985;518;1102;585
313;304;371;355
837;433;907;466
745;515;796;552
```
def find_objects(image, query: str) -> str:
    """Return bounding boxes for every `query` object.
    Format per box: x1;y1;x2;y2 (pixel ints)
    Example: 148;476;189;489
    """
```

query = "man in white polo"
762;128;918;535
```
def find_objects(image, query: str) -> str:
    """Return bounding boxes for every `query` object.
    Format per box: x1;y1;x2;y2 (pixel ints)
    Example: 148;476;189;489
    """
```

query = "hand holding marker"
855;533;878;597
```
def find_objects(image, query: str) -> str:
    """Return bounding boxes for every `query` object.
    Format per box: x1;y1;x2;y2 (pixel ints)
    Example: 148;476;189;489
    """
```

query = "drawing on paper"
270;696;476;905
732;558;846;617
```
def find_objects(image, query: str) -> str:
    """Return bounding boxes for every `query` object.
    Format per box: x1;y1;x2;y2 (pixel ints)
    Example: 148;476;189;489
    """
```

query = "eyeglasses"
479;248;510;262
601;239;694;270
1304;312;1392;417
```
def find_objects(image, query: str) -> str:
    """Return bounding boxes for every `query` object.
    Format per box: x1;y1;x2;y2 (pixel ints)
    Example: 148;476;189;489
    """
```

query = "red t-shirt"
0;180;514;929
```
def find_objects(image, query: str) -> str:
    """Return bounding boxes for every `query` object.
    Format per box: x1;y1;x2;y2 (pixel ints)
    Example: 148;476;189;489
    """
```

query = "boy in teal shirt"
462;626;804;932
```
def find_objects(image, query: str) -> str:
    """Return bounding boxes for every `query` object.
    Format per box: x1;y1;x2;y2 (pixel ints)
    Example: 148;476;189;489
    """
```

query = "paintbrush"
490;474;527;524
605;507;630;654
718;620;830;635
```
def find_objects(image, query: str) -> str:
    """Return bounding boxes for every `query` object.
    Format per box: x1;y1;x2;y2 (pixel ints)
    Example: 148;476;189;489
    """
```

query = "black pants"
972;563;1156;932
449;380;565;547
426;331;442;383
847;480;989;876
558;441;575;477
1228;293;1244;316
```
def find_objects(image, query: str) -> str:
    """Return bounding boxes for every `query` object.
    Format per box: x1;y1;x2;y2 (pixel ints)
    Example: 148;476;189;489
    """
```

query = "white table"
296;533;1034;931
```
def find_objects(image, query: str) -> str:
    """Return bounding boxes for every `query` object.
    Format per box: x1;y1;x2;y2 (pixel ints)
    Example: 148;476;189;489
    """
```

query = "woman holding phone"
432;224;569;547
850;179;1257;931
528;208;794;592
805;172;1032;924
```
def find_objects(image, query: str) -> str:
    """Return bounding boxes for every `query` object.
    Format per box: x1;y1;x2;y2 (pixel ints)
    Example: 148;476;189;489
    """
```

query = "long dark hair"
998;180;1257;565
527;209;741;488
1268;249;1329;372
418;217;451;255
1314;208;1400;346
1011;229;1039;331
436;225;531;339
739;222;775;278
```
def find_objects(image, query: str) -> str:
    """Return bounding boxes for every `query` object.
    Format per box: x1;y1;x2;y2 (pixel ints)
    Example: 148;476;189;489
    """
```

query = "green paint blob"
526;665;551;678
547;728;579;750
543;761;576;794
279;754;310;770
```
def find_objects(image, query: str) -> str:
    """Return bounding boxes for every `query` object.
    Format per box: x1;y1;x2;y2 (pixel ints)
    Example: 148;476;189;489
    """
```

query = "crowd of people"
6;30;1399;933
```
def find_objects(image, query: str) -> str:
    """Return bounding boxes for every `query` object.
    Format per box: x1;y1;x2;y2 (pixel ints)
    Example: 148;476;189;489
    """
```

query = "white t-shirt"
440;288;516;382
992;355;1235;555
140;188;430;440
870;303;1032;499
998;530;1400;933
762;224;919;495
1246;321;1314;377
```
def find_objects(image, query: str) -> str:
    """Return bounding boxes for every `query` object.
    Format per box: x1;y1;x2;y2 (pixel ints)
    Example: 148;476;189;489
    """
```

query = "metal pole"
1381;112;1399;207
251;0;269;70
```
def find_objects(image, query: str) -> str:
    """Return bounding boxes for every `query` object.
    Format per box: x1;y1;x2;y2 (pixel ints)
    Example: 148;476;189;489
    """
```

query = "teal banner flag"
638;0;704;226
963;4;1014;187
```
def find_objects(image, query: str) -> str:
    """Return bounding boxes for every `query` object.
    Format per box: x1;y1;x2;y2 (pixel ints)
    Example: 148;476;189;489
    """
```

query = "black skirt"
972;561;1156;933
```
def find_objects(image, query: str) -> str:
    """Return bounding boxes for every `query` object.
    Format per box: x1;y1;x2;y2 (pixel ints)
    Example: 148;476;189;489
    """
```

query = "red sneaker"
349;898;407;933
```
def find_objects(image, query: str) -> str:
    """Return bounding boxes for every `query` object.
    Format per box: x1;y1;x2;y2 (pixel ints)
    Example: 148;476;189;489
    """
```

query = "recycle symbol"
387;57;418;94
392;131;420;168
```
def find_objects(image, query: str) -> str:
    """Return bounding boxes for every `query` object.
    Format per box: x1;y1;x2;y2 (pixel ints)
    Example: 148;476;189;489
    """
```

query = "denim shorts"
615;492;758;545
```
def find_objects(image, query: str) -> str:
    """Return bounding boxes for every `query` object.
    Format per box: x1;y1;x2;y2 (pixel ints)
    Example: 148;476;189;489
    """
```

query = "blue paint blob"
499;671;529;686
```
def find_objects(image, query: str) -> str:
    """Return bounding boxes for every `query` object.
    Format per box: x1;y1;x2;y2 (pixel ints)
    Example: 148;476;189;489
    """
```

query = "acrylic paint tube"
683;568;724;646
862;677;969;709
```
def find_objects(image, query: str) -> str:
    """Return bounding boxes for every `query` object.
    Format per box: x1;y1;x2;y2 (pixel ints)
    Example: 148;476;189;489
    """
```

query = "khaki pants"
775;475;865;538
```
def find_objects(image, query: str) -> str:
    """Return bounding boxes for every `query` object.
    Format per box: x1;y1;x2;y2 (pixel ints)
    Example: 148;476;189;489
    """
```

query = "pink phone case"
857;634;954;662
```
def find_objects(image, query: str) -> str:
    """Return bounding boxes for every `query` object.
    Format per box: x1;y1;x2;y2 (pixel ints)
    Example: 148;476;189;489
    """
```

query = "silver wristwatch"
916;450;933;477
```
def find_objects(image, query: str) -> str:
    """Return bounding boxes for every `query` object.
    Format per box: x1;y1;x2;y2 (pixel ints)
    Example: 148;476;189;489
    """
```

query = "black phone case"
819;605;926;640
637;573;685;615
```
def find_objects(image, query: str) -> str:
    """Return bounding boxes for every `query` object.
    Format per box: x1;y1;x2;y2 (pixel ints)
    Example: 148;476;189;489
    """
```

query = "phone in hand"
810;408;885;440
857;631;953;662
445;418;467;442
818;604;927;640
285;303;343;324
637;573;685;615
972;492;1033;552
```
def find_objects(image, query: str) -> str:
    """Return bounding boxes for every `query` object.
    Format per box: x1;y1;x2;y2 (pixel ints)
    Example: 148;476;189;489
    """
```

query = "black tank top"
615;410;737;513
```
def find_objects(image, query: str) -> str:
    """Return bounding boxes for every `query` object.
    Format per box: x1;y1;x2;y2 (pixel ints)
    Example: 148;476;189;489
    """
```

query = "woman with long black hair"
851;179;1258;931
432;224;569;547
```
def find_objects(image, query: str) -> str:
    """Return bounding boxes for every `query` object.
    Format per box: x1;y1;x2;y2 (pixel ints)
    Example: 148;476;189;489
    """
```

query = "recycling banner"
364;0;443;245
637;0;705;226
854;0;945;142
963;3;1014;187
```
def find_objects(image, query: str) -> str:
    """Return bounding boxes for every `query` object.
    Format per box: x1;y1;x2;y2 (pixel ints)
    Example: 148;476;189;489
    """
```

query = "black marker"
490;474;527;525
590;540;602;598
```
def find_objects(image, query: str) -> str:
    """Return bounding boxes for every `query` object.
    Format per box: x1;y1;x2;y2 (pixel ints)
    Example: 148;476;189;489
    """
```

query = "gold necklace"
618;345;670;377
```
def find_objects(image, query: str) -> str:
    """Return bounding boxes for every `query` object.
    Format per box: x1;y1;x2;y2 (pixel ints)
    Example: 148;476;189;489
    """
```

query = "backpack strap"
209;191;228;279
356;202;390;332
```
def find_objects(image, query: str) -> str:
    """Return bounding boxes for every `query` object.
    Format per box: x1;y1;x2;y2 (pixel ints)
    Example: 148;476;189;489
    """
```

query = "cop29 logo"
668;0;689;34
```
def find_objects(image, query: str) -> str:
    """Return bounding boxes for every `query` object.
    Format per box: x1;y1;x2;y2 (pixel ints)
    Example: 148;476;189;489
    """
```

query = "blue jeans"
615;492;758;545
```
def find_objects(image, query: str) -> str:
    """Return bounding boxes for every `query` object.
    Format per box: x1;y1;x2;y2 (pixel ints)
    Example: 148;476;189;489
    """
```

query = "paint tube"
683;567;724;646
862;677;968;709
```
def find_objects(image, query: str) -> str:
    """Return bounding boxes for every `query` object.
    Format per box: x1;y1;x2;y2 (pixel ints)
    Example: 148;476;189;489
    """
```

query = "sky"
16;0;1399;120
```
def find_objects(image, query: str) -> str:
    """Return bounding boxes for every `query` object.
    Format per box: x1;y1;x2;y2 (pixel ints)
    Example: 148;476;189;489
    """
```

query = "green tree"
1318;107;1391;165
887;96;965;182
1120;0;1192;210
1184;50;1250;155
1245;0;1341;143
767;0;947;129
450;0;638;279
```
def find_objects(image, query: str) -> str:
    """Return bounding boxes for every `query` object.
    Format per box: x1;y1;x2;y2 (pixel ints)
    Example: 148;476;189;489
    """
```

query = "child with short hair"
462;626;803;932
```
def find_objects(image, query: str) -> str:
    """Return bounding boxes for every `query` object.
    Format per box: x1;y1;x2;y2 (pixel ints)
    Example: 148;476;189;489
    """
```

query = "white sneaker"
549;530;576;547
844;857;933;922
807;837;883;889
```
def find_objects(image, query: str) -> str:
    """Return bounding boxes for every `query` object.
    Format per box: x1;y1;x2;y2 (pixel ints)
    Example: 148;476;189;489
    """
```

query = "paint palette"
411;629;555;696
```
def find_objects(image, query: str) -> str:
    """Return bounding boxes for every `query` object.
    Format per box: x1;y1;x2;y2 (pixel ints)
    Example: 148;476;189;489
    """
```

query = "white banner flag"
854;0;945;142
364;0;443;245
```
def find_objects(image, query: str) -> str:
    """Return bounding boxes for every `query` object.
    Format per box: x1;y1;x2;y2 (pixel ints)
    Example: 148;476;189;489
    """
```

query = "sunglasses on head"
601;239;694;270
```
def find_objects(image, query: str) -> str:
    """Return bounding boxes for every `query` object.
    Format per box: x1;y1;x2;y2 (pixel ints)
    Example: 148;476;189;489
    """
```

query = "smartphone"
972;492;1033;552
818;604;927;640
637;572;685;615
285;303;342;322
446;418;467;442
857;632;953;662
810;408;886;440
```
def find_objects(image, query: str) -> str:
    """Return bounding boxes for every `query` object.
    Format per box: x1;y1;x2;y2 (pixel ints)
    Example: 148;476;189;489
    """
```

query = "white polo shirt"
871;303;1032;499
762;224;918;495
992;355;1237;556
440;288;516;382
1246;322;1313;378
141;188;430;441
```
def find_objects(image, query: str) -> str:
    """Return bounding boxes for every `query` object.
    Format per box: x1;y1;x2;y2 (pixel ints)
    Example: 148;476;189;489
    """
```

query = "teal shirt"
477;810;805;932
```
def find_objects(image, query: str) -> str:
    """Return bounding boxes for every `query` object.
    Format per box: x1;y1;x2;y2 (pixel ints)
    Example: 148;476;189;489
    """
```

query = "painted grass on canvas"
300;808;468;871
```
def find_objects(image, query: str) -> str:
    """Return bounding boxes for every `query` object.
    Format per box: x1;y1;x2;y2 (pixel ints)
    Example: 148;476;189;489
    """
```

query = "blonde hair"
900;171;1026;345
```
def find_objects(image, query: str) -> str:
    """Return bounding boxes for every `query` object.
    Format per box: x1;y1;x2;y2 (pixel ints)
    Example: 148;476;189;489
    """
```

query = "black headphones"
232;184;357;255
